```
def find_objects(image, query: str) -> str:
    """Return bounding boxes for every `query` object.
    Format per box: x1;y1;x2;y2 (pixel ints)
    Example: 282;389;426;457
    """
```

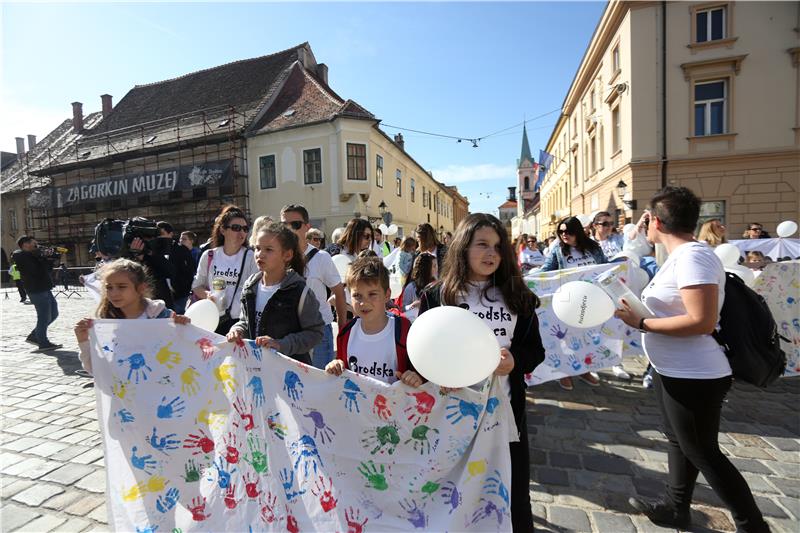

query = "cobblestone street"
0;294;798;532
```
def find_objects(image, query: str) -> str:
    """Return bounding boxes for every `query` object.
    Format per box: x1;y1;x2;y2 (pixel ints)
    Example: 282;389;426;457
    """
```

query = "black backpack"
713;271;786;388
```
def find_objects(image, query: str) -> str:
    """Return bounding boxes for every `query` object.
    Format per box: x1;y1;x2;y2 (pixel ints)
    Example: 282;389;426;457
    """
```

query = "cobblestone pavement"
1;294;798;532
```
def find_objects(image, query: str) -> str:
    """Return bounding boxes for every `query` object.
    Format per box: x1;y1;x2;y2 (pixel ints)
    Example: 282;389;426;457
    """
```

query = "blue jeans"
312;324;335;369
173;295;189;315
28;290;58;345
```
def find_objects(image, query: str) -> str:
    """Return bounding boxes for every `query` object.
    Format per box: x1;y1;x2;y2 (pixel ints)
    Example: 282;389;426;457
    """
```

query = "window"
395;169;402;197
303;148;322;184
612;106;621;153
259;154;276;189
696;6;725;43
590;88;596;112
25;208;33;229
572;116;578;137
694;80;726;136
8;209;17;231
572;151;579;186
612;45;620;72
346;143;366;181
410;178;415;202
598;125;605;171
376;154;384;188
524;176;530;191
427;190;432;209
698;200;726;228
39;209;49;229
590;135;597;174
423;186;427;207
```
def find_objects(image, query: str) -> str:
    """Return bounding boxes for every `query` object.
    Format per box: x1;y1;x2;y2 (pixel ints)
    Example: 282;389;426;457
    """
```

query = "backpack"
712;271;787;388
336;314;410;374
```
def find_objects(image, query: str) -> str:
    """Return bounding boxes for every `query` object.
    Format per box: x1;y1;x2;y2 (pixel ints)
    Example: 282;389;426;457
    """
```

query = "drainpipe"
661;0;668;189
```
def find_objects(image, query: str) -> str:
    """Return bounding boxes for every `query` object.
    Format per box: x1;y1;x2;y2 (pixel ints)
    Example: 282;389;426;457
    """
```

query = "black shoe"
629;497;691;529
25;334;39;345
36;342;63;352
75;369;93;378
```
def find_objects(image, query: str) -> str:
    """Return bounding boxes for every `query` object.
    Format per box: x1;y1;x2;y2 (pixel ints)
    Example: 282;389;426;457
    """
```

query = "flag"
534;150;553;192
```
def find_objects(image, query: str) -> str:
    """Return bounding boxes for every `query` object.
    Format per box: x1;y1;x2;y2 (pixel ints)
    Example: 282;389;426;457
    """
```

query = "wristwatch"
638;317;648;333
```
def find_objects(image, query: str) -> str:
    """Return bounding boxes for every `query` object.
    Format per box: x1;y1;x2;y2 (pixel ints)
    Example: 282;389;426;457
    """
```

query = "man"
372;228;392;257
157;222;195;314
281;204;348;369
180;231;201;270
9;261;26;302
11;236;61;351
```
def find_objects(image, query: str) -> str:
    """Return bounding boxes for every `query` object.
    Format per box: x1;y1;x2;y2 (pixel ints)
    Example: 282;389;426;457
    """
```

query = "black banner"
28;160;233;209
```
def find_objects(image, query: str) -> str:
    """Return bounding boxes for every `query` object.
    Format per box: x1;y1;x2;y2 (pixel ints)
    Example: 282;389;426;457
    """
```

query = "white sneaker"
642;373;653;389
611;365;631;380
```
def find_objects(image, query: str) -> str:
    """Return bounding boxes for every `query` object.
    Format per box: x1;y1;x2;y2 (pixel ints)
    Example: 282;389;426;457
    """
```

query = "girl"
419;213;544;533
397;236;417;279
415;223;446;275
697;218;727;247
398;252;435;320
337;218;374;261
227;223;324;365
74;259;191;375
192;205;258;335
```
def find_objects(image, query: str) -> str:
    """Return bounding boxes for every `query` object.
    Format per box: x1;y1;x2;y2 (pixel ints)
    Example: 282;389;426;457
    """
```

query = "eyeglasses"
309;237;322;241
557;230;574;236
594;222;614;227
283;220;304;230
224;224;249;233
749;227;762;231
526;240;536;244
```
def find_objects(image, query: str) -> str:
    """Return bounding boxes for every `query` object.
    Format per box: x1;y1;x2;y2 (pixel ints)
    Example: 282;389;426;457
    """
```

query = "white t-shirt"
344;317;399;384
457;281;517;397
211;248;249;319
596;234;624;259
254;280;281;333
519;247;544;266
564;248;598;268
641;241;730;379
304;244;340;324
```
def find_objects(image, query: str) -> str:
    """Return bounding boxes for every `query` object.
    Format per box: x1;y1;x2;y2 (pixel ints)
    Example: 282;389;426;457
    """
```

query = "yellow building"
538;0;799;237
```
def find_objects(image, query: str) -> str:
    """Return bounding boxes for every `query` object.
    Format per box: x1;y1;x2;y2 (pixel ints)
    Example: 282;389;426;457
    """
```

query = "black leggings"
654;372;768;532
510;409;534;532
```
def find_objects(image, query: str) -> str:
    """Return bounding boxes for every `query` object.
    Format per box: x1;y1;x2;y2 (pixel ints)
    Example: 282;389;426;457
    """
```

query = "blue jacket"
541;244;608;271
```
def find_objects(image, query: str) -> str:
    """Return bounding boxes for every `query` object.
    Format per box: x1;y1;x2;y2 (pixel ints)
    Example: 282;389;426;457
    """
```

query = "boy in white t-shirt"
326;256;423;387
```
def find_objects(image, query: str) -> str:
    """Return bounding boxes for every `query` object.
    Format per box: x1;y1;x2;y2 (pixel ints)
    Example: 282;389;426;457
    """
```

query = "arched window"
524;176;530;191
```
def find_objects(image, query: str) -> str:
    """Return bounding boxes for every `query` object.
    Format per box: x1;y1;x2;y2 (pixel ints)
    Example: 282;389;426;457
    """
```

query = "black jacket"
168;243;195;297
419;282;545;431
10;249;53;293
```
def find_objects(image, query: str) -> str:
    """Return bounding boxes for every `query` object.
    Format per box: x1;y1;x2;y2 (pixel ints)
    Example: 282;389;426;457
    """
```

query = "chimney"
72;102;84;132
15;137;25;155
27;135;36;150
316;63;328;85
101;94;113;117
508;186;517;201
394;133;405;151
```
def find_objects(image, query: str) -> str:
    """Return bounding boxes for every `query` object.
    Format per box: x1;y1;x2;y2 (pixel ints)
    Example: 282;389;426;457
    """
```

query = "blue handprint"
116;409;135;423
793;318;800;333
484;470;510;506
546;353;561;368
283;371;304;402
117;353;152;384
130;446;157;474
445;398;483;429
247;376;265;407
340;378;366;413
567;354;582;371
155;487;180;513
156;396;185;419
148;427;180;454
279;467;305;502
586;329;602;345
135;526;158;533
568;336;582;351
211;456;236;489
486;397;500;414
549;324;568;339
247;339;263;361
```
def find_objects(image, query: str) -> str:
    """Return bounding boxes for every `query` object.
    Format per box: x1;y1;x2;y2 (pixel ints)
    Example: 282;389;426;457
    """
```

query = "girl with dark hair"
228;222;324;365
419;213;545;533
414;222;446;274
337;218;375;261
398;252;435;320
616;187;769;532
192;205;257;335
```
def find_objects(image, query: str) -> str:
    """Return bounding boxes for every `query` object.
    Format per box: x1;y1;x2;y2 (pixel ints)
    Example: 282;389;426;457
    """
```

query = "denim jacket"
541;244;608;271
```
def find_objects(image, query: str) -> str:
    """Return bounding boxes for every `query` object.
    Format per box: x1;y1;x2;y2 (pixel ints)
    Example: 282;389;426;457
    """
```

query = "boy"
326;257;423;387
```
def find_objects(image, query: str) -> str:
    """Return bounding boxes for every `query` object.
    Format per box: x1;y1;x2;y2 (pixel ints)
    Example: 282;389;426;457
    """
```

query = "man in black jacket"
11;236;62;351
157;221;195;314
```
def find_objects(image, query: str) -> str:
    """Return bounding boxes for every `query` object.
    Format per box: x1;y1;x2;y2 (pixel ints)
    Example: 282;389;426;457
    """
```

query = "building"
537;0;799;237
446;185;470;230
498;187;518;236
512;125;542;238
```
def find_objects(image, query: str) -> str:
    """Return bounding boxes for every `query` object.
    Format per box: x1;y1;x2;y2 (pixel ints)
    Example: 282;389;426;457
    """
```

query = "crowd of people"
8;186;783;532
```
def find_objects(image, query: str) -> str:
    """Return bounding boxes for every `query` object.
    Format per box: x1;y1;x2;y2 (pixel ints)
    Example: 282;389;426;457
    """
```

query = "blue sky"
1;1;605;215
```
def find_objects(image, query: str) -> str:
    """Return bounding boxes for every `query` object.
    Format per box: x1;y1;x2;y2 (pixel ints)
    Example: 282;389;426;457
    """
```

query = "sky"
1;1;606;216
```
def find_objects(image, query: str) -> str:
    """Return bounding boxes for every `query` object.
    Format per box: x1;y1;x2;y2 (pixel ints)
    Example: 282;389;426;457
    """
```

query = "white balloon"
577;214;592;227
714;243;741;267
387;224;399;235
552;281;616;329
389;275;403;299
332;254;352;283
622;223;637;239
407;306;500;387
776;220;798;238
185;299;220;333
726;265;755;287
378;223;389;234
626;265;650;298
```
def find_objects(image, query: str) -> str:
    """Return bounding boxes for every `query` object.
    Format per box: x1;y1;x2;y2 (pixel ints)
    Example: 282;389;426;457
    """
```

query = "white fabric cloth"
519;247;544;266
342;318;399;384
304;243;340;324
254;280;281;332
641;241;731;379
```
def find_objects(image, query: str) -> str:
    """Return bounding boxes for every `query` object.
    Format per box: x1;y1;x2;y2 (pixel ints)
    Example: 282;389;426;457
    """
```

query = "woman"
192;205;258;335
414;223;446;276
398;252;435;320
542;216;607;390
697;218;727;247
593;211;625;258
337;218;374;261
616;187;769;532
519;235;544;273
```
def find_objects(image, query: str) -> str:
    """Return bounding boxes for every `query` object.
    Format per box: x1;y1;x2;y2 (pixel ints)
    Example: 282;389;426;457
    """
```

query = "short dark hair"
280;204;309;223
346;256;390;291
17;235;34;247
374;228;382;236
180;231;197;244
649;186;700;234
156;221;174;235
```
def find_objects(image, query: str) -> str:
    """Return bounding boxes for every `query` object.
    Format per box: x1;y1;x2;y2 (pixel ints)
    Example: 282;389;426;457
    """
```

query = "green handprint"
182;459;200;482
358;460;388;491
421;480;440;497
244;433;269;474
361;424;400;455
405;425;440;454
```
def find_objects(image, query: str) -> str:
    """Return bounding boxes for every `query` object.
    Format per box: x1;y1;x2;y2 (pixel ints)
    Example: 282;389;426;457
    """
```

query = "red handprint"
244;472;261;499
584;354;594;366
189;496;212;521
345;507;368;533
196;338;216;360
372;394;392;420
405;391;436;425
224;483;239;509
224;432;240;464
260;492;278;524
233;396;254;431
184;428;215;455
310;475;337;512
286;505;299;533
232;338;248;358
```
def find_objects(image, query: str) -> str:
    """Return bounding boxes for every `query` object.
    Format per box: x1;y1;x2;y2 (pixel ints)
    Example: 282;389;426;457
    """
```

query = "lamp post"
367;200;392;226
616;180;637;210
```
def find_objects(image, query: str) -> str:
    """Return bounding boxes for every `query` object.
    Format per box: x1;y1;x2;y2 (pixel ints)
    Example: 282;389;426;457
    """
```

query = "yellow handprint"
213;363;237;394
197;401;228;430
156;342;182;369
112;379;130;400
122;476;168;502
181;366;201;396
467;459;488;479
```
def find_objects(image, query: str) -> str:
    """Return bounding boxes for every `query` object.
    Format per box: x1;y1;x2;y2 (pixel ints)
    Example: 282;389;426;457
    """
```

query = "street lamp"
616;180;637;210
367;200;392;226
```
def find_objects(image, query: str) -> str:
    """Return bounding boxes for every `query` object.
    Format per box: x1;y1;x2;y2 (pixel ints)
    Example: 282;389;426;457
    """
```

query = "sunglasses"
309;237;322;241
224;224;249;233
749;227;762;231
283;220;304;230
526;240;536;244
557;230;574;236
594;222;614;227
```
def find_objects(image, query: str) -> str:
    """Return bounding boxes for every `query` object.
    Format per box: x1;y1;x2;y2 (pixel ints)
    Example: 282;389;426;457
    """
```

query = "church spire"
519;123;533;168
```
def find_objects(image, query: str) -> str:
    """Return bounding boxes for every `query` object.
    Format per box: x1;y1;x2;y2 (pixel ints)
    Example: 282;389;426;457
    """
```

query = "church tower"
517;124;537;217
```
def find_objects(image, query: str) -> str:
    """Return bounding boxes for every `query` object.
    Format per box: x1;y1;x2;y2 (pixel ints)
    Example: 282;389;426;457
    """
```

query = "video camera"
92;217;172;259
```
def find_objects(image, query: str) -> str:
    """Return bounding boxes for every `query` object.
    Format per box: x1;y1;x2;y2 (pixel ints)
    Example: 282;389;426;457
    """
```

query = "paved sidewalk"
0;295;798;532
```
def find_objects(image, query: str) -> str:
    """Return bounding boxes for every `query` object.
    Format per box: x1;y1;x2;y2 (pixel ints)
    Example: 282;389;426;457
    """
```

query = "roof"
499;199;518;209
1;152;18;171
519;124;533;167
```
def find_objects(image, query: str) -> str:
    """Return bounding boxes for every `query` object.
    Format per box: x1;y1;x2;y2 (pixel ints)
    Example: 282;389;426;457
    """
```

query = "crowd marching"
8;185;796;532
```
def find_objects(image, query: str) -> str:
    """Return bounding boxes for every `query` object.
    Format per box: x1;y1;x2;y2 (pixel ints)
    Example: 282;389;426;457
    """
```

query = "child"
326;256;423;387
397;236;417;278
227;223;324;365
419;213;545;532
74;259;191;375
398;253;436;320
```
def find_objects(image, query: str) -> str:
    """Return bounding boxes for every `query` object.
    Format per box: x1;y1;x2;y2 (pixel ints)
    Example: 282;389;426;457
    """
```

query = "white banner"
729;238;800;262
751;260;800;377
91;320;516;532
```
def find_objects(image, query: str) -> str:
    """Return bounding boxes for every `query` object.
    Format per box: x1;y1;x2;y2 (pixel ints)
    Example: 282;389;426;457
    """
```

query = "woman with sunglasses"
337;218;375;261
192;205;258;334
592;211;625;259
542;216;608;390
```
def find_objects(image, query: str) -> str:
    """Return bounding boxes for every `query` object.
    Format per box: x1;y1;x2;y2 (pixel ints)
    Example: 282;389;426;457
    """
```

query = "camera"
93;217;170;259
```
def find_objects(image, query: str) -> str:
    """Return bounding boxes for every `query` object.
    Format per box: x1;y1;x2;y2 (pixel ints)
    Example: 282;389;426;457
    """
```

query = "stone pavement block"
14;512;68;532
61;430;96;444
2;436;47;452
87;503;107;524
75;470;106;493
766;517;800;533
554;493;603;511
604;444;642;460
11;483;65;506
639;449;669;463
591;511;635;532
41;463;96;485
72;448;105;465
721;445;773;460
549;451;581;469
765;449;800;463
776;496;800;520
729;432;768;448
0;503;42;531
26;440;71;457
629;514;677;532
535;467;570;486
549;506;591;532
4;421;45;435
761;436;800;452
768;477;800;498
41;489;84;511
754;496;789;518
5;457;62;479
49;444;92;462
729;457;775;475
692;506;734;531
582;453;633;475
0;478;34;499
766;462;800;479
63;493;105;517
